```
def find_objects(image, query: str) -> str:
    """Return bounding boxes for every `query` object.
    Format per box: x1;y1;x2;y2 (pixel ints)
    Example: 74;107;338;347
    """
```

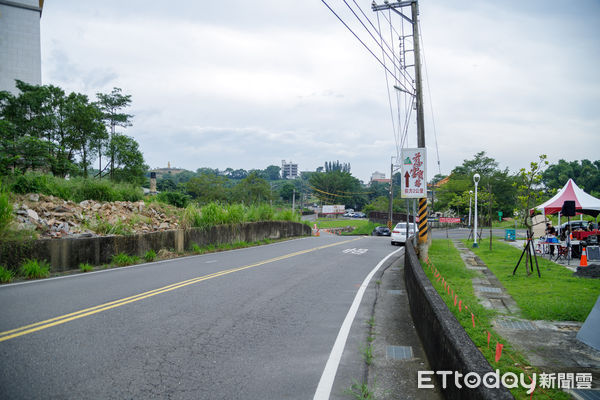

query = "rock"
27;209;39;221
159;222;169;229
53;205;71;213
79;200;90;207
16;209;28;216
29;193;39;202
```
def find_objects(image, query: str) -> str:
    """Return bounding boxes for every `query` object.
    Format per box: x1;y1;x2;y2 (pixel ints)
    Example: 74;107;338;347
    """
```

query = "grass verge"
465;238;600;322
424;239;568;400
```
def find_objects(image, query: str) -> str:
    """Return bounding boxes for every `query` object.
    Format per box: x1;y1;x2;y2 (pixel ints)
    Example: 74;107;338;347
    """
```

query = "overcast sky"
40;1;599;182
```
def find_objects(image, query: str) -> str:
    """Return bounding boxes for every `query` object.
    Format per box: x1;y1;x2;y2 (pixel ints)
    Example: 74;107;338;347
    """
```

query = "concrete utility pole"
389;157;394;229
373;0;429;249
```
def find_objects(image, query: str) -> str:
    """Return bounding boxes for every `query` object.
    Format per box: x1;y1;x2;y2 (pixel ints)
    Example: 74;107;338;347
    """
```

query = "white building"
0;0;43;94
281;160;298;179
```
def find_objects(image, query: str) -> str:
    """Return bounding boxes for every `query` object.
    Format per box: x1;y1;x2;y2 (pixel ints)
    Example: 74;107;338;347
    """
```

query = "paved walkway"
452;240;600;392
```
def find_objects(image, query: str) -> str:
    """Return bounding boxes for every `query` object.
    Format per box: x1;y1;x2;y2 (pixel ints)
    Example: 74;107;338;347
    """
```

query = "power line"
320;0;413;93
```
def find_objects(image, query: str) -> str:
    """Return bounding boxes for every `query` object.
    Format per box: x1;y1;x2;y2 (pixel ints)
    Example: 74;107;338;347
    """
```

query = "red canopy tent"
534;179;600;217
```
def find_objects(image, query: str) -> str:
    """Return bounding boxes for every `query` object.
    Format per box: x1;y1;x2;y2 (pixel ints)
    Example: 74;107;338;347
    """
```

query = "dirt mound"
573;265;600;279
11;194;181;238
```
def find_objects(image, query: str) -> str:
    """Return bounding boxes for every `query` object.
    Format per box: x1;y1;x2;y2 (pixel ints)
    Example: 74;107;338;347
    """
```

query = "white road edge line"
313;247;404;400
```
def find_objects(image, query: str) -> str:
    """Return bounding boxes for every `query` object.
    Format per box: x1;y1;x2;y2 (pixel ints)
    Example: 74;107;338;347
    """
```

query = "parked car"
557;220;591;237
372;226;391;236
354;212;366;218
391;222;418;246
343;212;355;217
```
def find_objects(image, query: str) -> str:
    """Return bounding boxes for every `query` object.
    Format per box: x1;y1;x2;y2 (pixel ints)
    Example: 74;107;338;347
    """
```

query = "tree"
309;170;366;209
110;134;148;184
96;87;133;180
64;93;106;178
542;159;600;196
264;165;282;180
232;172;271;204
279;182;296;202
324;160;351;173
185;172;229;204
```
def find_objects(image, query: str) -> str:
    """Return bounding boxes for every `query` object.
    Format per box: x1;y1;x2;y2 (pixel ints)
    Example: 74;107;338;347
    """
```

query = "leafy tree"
185;172;229;204
309;170;366;209
542;159;600;196
110;134;148;184
279;182;296;202
96;88;133;180
64;93;106;178
324;160;351;173
264;165;282;180
232;172;271;204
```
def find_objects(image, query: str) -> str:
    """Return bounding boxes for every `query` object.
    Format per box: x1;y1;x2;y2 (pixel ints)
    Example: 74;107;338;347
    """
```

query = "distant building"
281;160;298;179
0;1;43;94
370;171;390;185
149;162;187;179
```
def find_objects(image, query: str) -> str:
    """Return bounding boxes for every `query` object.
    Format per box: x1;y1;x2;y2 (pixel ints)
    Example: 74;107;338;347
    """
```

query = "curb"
404;240;514;399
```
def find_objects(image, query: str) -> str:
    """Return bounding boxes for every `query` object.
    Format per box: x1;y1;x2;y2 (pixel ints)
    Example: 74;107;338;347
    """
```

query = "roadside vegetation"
423;239;569;400
465;238;600;322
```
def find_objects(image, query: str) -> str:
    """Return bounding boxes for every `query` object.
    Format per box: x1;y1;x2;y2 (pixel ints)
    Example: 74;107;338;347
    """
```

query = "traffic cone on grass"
580;246;588;267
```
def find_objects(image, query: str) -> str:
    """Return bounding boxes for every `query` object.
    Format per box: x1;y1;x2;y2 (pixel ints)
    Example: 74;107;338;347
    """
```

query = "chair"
554;244;569;261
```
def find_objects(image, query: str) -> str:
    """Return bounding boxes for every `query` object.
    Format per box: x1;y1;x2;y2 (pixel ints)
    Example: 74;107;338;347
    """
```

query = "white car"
391;222;418;246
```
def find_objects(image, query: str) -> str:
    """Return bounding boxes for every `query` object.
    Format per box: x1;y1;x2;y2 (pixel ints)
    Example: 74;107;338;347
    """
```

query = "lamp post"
473;174;480;248
468;190;473;227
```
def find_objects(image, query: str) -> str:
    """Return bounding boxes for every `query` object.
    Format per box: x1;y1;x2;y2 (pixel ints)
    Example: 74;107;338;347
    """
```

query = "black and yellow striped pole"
418;197;428;243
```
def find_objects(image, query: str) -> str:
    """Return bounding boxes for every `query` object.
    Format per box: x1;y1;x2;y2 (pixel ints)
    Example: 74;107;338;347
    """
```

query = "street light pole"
468;190;473;227
473;174;480;248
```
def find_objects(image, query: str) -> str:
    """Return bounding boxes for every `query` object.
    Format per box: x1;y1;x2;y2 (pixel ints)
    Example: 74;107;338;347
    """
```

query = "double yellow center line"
0;237;361;343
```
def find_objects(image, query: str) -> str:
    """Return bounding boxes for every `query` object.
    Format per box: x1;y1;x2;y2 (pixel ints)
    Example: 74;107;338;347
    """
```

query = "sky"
39;1;600;183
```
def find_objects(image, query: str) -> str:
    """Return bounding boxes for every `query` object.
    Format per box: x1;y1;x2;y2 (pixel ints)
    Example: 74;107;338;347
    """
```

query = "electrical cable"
419;20;442;175
320;0;404;85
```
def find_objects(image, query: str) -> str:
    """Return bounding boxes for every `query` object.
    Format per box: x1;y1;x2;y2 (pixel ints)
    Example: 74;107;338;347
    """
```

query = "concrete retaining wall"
0;221;311;272
404;240;514;400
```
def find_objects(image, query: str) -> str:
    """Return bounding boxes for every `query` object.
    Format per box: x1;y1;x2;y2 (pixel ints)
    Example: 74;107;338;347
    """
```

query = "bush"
111;253;139;267
79;263;93;272
182;204;202;228
0;180;12;232
246;203;273;222
156;191;190;208
144;250;157;262
274;209;301;222
20;259;50;279
0;265;15;283
7;172;143;203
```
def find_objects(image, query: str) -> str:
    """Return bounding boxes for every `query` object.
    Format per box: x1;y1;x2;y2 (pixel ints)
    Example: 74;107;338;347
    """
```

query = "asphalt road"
0;235;404;399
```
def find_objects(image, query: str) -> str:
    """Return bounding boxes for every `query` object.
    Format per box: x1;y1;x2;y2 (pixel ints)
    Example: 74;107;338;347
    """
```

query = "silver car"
391;222;418;246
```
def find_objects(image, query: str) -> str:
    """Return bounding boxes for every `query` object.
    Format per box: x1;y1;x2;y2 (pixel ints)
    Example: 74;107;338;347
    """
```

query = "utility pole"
373;0;429;248
389;157;394;229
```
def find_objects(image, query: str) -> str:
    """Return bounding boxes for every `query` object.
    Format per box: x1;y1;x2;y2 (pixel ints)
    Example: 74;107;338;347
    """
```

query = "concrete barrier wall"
0;221;311;272
403;240;514;400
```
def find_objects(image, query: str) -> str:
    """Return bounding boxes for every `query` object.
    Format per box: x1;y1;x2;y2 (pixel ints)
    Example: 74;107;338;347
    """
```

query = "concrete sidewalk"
453;240;600;392
365;253;443;399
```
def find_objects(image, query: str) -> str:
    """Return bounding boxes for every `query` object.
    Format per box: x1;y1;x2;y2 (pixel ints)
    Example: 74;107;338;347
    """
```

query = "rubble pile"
11;194;181;239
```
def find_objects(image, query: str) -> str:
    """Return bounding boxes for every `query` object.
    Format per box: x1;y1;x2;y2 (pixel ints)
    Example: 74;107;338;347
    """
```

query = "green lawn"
465;238;600;322
424;239;569;400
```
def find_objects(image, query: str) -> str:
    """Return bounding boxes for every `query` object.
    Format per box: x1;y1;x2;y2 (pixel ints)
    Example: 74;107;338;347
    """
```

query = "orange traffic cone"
580;246;588;267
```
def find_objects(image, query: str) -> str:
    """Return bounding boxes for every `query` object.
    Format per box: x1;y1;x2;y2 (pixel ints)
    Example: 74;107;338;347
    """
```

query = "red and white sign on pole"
400;147;427;199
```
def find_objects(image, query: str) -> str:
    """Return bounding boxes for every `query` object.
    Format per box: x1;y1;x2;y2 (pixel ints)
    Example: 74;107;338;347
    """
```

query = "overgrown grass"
8;172;143;203
19;259;50;279
465;238;600;322
344;379;376;400
0;179;12;232
424;239;569;400
144;250;157;262
0;265;15;283
182;202;301;230
79;263;93;272
111;253;140;267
